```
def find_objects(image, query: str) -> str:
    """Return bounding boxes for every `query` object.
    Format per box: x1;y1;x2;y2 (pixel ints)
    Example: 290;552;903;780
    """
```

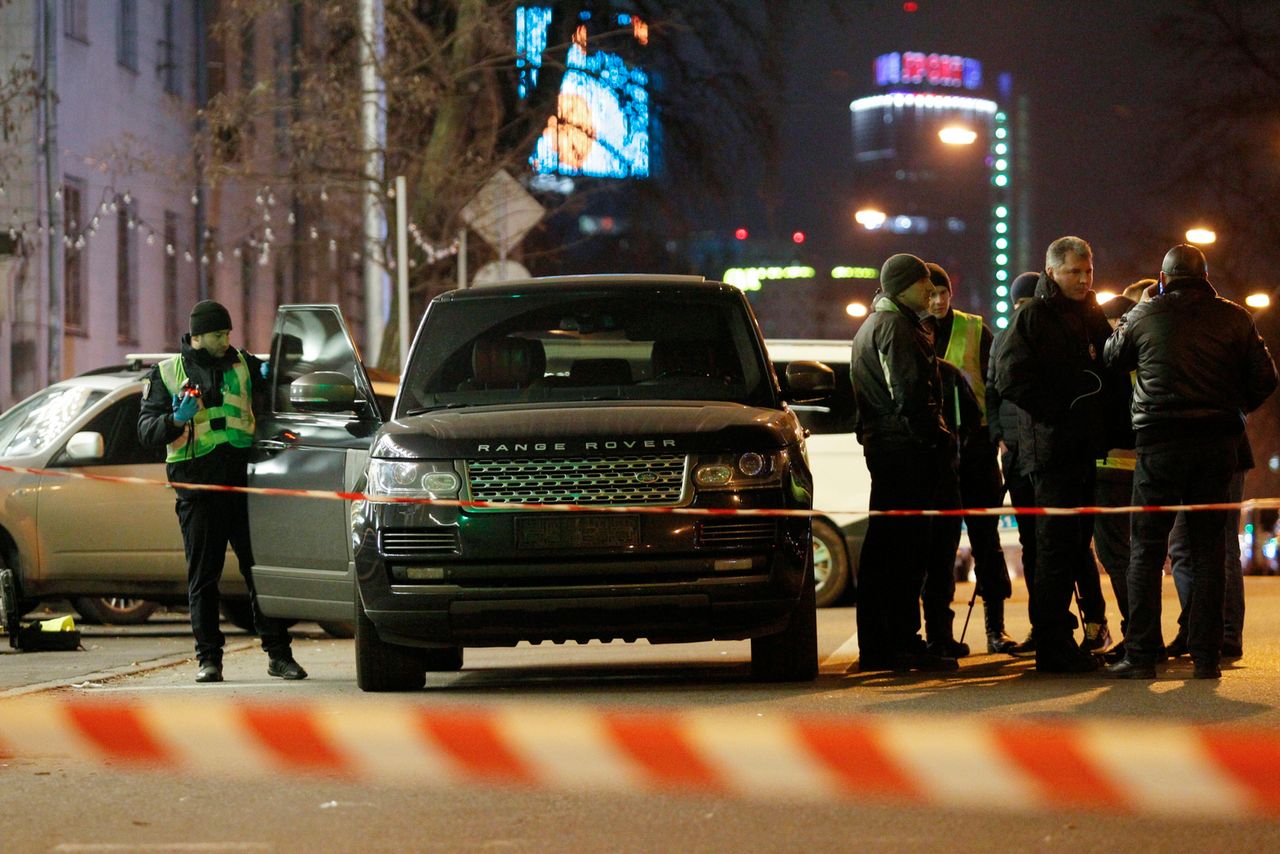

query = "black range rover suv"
246;275;833;691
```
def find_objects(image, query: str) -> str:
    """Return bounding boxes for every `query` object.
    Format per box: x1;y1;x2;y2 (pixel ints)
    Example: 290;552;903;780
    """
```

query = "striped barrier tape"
1;696;1278;818
0;461;1273;519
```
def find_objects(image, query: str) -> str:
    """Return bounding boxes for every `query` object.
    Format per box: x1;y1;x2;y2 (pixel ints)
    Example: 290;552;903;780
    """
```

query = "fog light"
713;557;753;571
402;566;446;580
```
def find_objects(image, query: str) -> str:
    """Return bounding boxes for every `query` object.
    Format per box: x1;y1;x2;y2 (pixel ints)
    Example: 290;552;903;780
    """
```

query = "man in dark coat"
850;253;956;672
992;236;1121;673
1103;245;1277;679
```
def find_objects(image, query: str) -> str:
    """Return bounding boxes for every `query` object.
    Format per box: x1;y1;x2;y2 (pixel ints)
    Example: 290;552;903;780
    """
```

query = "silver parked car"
0;359;353;636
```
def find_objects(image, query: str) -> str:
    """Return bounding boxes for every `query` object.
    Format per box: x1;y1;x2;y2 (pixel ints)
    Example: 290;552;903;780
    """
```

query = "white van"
766;339;1021;608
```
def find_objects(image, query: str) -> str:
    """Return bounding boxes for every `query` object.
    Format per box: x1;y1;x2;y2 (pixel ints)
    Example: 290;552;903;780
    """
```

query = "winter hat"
190;300;233;336
1101;295;1137;320
879;253;930;296
1010;271;1039;303
1161;244;1208;279
925;262;951;291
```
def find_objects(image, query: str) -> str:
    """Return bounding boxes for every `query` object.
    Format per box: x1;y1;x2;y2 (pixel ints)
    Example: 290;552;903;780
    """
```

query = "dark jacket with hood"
991;272;1124;474
850;291;949;453
1103;275;1277;446
137;335;266;495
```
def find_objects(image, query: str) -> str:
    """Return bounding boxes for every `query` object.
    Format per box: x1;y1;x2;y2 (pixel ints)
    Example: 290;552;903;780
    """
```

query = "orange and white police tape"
0;695;1278;817
0;461;1274;518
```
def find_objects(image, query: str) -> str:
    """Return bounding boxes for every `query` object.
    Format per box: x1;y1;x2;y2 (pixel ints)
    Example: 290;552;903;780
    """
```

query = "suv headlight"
366;459;462;498
693;451;786;491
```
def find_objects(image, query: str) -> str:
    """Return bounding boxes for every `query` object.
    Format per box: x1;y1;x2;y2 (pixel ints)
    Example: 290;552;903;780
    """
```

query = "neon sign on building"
875;52;982;90
519;9;652;179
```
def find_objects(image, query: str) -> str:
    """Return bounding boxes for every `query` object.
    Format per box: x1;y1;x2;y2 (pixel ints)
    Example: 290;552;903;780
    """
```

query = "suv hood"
372;400;802;459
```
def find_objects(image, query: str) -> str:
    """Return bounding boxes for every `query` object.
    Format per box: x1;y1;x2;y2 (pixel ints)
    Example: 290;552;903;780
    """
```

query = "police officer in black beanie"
850;254;957;672
138;300;307;683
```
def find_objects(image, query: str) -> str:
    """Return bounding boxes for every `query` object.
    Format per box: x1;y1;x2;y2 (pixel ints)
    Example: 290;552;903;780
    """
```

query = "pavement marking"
819;632;860;674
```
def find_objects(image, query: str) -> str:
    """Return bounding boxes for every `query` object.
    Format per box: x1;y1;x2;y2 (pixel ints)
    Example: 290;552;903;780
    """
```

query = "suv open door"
248;305;382;624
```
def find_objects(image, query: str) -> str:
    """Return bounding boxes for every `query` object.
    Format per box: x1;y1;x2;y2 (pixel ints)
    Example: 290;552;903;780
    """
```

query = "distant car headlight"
366;460;461;498
693;451;785;491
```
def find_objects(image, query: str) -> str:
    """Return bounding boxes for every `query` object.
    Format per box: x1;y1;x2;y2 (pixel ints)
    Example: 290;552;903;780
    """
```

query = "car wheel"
72;597;159;626
317;620;355;639
811;519;849;608
355;592;426;692
750;553;818;682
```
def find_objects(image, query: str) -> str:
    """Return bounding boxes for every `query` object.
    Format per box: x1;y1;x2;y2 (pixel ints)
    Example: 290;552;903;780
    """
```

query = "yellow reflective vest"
942;309;986;423
156;353;255;463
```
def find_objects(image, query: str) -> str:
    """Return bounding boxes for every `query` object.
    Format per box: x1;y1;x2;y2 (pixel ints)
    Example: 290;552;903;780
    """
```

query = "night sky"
764;0;1183;293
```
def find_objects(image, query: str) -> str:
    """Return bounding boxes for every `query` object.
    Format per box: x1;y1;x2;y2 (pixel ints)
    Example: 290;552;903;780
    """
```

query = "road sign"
460;170;544;257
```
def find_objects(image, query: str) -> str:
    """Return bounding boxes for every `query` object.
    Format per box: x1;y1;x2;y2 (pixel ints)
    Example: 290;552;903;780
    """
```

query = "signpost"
460;170;544;274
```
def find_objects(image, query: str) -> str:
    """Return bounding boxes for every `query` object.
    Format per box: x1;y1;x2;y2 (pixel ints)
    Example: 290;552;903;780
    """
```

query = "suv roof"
442;274;727;300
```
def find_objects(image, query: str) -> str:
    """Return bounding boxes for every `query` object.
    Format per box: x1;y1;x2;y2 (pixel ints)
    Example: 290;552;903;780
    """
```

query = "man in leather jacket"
850;253;956;672
992;236;1122;673
1102;245;1277;679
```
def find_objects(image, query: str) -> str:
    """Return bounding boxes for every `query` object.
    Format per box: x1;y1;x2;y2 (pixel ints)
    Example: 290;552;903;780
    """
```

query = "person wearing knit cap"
920;262;1017;656
1103;245;1277;679
986;271;1042;656
849;253;957;672
991;236;1124;673
138;301;307;683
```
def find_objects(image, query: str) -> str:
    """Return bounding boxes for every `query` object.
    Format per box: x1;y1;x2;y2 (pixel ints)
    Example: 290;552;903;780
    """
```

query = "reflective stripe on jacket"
156;353;255;463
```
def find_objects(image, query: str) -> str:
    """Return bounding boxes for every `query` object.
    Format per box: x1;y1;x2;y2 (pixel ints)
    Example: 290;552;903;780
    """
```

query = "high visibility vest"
157;353;255;463
942;309;986;423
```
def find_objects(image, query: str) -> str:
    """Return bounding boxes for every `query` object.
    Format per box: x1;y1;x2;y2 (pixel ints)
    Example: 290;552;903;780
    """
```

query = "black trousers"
1125;436;1237;666
959;439;1012;602
1092;467;1134;635
857;444;944;662
1030;457;1106;660
176;491;292;663
1002;447;1038;626
922;460;961;643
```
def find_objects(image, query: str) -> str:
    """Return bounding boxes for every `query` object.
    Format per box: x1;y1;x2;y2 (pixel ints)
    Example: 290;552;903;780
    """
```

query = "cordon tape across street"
0;696;1279;818
0;462;1273;518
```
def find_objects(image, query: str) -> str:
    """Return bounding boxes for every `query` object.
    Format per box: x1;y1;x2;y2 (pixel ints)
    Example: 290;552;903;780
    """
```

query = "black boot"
984;598;1017;654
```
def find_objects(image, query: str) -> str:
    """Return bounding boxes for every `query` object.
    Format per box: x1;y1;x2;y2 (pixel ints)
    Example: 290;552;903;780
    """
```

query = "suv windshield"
398;290;775;413
0;385;106;458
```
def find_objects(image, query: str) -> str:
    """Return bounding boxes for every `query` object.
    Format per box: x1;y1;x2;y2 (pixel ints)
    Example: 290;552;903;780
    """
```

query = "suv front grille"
467;455;685;505
381;528;460;557
696;519;777;550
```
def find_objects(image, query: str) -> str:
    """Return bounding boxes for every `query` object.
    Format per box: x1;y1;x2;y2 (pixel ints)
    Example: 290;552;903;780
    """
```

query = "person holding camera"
138;300;306;683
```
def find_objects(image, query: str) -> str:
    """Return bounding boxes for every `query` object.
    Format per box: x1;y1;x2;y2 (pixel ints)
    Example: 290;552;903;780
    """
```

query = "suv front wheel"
355;592;427;692
750;555;819;682
812;519;849;608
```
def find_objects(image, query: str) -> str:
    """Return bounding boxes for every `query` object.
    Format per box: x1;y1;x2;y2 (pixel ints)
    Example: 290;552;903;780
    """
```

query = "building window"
164;212;179;344
117;0;138;71
116;197;136;343
63;178;85;331
159;1;180;95
63;0;89;42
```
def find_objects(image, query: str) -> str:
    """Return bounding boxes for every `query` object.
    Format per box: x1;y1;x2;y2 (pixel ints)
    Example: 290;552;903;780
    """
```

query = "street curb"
0;639;258;699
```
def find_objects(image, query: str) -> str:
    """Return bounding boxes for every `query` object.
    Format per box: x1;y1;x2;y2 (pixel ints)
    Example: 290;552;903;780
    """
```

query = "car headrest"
651;339;716;378
471;337;545;389
569;358;632;386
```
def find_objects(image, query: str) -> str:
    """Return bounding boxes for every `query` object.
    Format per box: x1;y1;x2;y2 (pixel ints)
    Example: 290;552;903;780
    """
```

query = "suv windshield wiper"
403;402;472;415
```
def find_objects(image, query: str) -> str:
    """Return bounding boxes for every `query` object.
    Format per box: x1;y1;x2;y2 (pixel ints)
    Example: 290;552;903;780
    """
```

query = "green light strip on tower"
991;110;1012;330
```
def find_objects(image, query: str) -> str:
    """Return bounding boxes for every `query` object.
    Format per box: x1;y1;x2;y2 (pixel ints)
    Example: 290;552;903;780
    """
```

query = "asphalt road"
3;579;1280;852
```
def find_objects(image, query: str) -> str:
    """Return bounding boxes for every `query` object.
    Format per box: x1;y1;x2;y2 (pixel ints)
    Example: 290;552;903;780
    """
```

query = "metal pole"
457;228;467;289
395;175;409;371
42;0;62;382
359;0;386;360
193;0;208;300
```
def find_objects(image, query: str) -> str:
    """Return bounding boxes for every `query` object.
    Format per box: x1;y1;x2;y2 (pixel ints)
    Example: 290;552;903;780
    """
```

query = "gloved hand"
172;392;200;424
260;361;270;379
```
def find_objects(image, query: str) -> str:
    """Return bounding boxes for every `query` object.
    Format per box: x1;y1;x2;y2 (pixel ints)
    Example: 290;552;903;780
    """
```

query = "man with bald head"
1103;245;1277;679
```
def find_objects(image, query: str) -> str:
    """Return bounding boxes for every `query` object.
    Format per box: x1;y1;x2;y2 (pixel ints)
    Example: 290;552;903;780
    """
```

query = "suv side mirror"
291;371;359;413
784;360;835;404
63;431;105;463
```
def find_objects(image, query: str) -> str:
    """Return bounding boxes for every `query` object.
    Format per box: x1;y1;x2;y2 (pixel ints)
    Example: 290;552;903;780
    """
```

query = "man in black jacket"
992;237;1120;673
850;253;956;672
1103;245;1277;679
138;300;306;683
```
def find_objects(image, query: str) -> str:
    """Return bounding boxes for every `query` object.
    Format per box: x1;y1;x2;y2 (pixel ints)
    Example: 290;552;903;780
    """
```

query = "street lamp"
1186;227;1216;245
846;301;868;318
1246;293;1270;309
938;126;977;145
854;208;886;230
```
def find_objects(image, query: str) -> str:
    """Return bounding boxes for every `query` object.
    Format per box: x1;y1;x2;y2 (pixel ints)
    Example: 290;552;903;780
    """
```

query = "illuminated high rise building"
847;50;1031;328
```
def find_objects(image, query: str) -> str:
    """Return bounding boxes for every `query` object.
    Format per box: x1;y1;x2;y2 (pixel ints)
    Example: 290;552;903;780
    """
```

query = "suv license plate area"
516;515;640;550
